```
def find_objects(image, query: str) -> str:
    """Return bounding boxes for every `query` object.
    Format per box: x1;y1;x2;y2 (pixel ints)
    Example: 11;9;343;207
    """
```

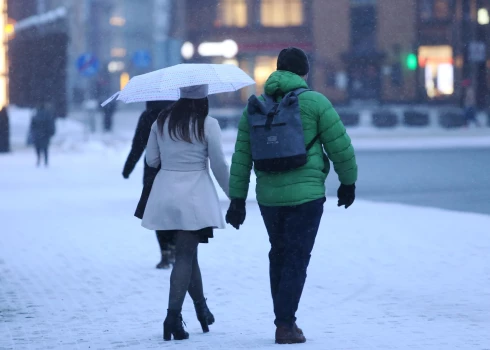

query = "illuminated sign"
197;40;238;58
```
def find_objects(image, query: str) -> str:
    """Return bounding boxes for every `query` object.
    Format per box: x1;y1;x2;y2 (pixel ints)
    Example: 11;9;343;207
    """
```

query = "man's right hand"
226;199;246;230
122;171;130;179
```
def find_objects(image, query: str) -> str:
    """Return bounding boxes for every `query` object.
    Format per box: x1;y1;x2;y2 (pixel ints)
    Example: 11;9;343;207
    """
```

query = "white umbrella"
101;63;255;106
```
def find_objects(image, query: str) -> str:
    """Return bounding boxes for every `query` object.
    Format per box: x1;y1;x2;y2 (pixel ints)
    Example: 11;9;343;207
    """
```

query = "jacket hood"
264;70;308;97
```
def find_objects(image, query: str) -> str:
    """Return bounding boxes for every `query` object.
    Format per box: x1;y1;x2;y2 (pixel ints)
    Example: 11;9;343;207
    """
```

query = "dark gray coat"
29;109;55;148
122;101;174;219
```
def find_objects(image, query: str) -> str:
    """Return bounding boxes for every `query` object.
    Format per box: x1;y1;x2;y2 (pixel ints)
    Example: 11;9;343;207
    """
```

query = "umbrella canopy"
101;63;255;106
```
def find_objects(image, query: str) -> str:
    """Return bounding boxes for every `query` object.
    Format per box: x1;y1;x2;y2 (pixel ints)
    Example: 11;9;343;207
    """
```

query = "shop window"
419;0;452;21
419;45;454;98
217;0;248;27
254;56;277;94
260;0;304;27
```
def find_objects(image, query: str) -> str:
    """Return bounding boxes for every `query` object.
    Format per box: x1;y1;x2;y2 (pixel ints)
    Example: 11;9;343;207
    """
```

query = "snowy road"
1;148;490;349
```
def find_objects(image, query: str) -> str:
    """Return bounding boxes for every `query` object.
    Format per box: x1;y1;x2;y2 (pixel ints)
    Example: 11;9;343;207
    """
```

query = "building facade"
7;0;185;109
183;0;313;106
312;0;418;105
7;0;490;109
183;0;490;107
68;0;184;105
7;0;69;116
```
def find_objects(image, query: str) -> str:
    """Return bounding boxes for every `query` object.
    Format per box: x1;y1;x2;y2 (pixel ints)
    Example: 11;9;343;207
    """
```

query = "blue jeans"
259;197;325;327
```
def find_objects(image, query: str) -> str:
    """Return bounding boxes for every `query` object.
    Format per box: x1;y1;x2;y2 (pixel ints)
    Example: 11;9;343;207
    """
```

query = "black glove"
226;199;246;230
122;171;130;179
337;183;356;209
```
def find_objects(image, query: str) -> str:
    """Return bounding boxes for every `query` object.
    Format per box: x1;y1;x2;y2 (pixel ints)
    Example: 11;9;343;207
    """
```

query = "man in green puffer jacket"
226;47;358;344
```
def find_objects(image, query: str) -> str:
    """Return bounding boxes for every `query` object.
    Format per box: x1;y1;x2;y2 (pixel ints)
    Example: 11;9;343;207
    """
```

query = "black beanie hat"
277;47;310;76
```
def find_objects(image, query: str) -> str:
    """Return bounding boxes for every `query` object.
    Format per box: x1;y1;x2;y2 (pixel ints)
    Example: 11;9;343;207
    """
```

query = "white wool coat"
142;116;229;231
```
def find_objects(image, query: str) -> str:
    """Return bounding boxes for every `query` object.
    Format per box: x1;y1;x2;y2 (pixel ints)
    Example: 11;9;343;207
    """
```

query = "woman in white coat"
143;84;229;342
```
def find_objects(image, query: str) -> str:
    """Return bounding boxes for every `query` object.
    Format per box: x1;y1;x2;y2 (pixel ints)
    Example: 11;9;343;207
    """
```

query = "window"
350;4;377;51
261;0;304;27
419;0;452;20
418;45;454;97
217;0;248;27
254;56;277;93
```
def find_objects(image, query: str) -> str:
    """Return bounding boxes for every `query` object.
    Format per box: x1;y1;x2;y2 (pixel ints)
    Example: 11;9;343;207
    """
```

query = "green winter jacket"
229;71;358;206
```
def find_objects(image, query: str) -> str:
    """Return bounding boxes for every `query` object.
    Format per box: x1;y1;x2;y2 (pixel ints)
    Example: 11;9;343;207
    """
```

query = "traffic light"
406;53;417;70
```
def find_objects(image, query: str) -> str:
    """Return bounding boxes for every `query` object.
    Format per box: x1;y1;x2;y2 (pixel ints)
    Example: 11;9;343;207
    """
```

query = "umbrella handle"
101;92;120;107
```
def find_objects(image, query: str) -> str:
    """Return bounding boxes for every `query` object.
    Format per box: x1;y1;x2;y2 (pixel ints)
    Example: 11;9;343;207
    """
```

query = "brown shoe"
275;325;306;344
294;323;303;335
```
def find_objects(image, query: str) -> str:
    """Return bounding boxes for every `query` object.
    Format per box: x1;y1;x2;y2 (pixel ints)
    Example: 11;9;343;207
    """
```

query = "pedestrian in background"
29;103;56;167
122;100;176;269
464;86;481;127
0;106;10;153
142;85;229;341
226;47;358;344
97;73;117;132
102;102;117;132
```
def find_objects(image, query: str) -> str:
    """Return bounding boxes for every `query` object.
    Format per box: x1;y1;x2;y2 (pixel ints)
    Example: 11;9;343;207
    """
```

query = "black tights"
168;231;205;310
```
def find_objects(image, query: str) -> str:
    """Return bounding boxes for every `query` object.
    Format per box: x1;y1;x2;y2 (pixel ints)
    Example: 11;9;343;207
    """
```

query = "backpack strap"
292;88;318;150
292;88;311;96
306;133;320;151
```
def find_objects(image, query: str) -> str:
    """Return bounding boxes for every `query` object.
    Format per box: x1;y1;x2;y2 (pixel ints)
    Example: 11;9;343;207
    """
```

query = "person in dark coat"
122;100;176;269
463;86;481;127
97;74;117;132
102;102;117;132
0;106;10;153
29;103;56;167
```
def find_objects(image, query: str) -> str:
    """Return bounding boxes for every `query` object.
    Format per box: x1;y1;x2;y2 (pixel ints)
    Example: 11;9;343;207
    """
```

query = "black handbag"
134;184;152;220
134;165;159;219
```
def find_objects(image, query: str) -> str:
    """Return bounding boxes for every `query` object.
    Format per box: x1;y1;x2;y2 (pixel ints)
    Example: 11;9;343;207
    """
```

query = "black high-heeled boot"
156;250;171;269
163;309;189;341
168;245;176;265
194;299;215;333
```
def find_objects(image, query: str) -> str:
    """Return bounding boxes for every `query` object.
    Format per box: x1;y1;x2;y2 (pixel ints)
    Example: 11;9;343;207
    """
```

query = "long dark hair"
157;97;209;143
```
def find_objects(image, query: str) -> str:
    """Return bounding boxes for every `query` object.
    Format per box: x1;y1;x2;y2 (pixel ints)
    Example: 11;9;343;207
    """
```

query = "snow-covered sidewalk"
1;149;489;349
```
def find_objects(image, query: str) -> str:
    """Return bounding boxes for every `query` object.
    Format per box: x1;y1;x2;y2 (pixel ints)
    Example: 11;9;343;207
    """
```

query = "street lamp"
478;8;490;25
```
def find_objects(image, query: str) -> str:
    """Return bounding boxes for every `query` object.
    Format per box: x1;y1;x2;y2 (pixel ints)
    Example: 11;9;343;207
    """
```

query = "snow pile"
222;127;490;152
7;105;33;147
7;106;490;153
